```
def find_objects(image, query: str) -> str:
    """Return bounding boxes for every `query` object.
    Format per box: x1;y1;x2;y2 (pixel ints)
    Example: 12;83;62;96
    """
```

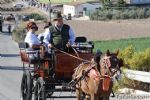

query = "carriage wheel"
20;71;33;100
46;84;55;97
34;77;46;100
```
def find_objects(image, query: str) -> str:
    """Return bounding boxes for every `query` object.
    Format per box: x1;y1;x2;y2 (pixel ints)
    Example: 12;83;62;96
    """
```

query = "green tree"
100;0;113;8
117;0;126;7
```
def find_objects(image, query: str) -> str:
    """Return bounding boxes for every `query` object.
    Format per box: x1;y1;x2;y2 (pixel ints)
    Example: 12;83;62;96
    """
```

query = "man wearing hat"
43;13;75;51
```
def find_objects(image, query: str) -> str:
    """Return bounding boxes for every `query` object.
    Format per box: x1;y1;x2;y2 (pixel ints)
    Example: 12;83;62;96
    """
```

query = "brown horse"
72;50;123;100
97;50;123;100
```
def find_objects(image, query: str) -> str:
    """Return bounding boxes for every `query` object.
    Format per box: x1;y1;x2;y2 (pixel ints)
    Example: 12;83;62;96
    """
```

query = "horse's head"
95;49;123;76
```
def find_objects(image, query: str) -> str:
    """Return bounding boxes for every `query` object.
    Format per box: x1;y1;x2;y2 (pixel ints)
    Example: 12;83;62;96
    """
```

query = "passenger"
24;22;46;60
38;21;52;42
24;21;41;50
38;21;52;53
43;13;75;52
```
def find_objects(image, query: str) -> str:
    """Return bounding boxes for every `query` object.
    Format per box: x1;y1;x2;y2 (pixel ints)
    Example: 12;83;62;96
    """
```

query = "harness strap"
69;65;96;87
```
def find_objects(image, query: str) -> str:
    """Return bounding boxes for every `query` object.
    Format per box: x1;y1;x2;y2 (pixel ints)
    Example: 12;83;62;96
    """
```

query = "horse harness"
69;63;96;89
70;56;120;89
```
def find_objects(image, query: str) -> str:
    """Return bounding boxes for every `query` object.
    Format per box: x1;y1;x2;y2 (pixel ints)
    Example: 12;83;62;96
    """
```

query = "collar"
27;30;36;35
55;24;64;31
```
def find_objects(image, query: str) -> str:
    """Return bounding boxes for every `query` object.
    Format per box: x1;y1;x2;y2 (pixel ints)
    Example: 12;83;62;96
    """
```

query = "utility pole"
49;0;51;22
0;13;3;32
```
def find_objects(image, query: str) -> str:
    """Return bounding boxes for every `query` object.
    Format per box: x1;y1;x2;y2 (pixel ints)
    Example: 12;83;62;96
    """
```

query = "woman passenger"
24;22;41;50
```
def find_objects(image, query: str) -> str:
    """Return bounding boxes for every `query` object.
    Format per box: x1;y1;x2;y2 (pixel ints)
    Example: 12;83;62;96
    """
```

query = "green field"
39;0;95;3
94;37;150;52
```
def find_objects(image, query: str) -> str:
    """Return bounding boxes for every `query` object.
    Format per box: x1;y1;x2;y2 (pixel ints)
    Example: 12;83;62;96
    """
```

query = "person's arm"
26;39;41;49
43;28;53;48
68;27;75;45
31;44;42;49
43;28;51;45
25;33;41;49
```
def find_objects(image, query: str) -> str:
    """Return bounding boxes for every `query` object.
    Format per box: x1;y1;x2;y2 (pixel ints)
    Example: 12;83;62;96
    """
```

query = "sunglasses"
31;26;38;29
31;26;36;29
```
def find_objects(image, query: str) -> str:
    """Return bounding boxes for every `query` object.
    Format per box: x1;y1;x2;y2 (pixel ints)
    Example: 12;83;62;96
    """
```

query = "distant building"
125;0;150;4
111;0;130;4
111;0;150;5
63;2;101;17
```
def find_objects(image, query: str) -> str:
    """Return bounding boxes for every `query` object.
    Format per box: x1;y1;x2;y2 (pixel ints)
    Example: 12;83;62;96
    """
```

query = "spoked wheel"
46;84;55;97
21;71;33;100
34;77;46;100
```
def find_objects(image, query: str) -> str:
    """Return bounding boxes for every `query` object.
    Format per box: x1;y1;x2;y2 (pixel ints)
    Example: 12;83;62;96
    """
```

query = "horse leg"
103;95;109;100
91;94;99;100
76;89;80;100
98;96;103;100
85;95;90;100
76;89;85;100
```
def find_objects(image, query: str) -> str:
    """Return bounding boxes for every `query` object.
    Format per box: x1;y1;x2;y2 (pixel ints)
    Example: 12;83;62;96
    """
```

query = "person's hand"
48;43;53;48
66;42;71;48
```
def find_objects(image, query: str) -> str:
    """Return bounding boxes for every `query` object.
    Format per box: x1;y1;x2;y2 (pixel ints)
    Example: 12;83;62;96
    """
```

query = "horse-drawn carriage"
19;35;123;100
19;37;95;100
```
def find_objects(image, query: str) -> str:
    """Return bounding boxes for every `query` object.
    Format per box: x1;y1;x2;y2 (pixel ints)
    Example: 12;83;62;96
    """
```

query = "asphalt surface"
0;31;22;100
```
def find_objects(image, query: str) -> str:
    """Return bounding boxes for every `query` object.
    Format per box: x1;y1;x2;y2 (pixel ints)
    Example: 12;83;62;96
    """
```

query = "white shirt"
24;31;41;47
37;28;49;40
43;25;75;45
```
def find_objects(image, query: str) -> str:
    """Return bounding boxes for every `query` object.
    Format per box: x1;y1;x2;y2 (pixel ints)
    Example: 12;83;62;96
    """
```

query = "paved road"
0;32;22;100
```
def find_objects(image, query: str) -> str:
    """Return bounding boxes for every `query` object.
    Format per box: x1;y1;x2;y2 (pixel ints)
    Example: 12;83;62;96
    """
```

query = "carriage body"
19;37;94;99
55;52;93;80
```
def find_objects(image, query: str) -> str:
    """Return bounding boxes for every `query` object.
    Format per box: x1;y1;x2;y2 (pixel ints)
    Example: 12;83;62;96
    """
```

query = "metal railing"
124;69;150;83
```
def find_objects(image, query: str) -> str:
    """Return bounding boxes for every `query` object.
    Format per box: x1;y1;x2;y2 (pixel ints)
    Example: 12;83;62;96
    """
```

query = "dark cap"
53;13;62;21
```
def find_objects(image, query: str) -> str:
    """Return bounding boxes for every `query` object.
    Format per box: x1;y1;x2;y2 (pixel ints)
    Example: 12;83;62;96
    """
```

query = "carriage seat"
18;42;44;64
72;37;94;53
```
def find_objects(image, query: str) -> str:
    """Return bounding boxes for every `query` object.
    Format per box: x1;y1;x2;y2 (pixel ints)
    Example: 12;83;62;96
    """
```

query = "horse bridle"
101;56;120;77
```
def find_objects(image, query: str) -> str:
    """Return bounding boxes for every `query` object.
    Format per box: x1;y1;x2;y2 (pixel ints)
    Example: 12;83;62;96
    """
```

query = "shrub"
114;46;150;92
116;0;126;7
118;45;150;71
112;10;122;19
90;7;150;20
128;49;150;70
113;73;129;92
119;45;134;64
137;8;146;19
146;8;150;17
12;28;26;42
105;10;113;19
120;10;129;19
30;13;45;21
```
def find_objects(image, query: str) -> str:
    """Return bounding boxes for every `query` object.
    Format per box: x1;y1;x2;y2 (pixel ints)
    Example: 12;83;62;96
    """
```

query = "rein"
52;46;91;63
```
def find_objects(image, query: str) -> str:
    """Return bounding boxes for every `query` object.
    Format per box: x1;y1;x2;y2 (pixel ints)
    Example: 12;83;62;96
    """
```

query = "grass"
94;37;150;52
39;0;95;3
